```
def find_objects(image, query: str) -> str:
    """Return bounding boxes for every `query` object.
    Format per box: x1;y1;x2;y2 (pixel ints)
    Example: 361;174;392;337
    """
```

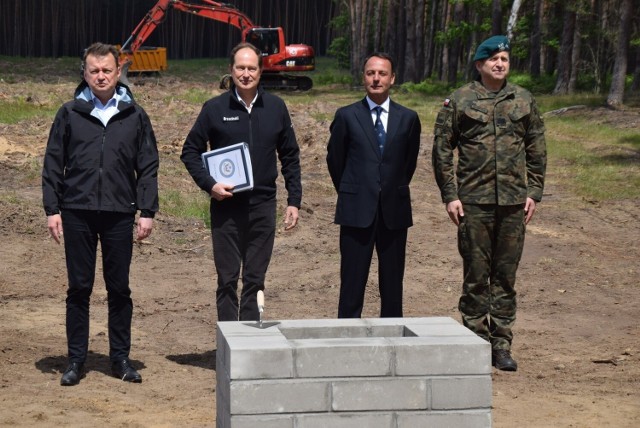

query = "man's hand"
524;197;537;224
283;206;299;230
136;217;153;241
446;200;464;226
210;182;234;201
47;214;63;244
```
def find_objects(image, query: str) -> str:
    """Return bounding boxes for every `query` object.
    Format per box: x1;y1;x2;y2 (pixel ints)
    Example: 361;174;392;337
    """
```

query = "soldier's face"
476;51;510;85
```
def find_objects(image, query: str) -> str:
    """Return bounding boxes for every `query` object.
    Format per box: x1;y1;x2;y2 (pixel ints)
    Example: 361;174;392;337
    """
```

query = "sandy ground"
0;72;639;427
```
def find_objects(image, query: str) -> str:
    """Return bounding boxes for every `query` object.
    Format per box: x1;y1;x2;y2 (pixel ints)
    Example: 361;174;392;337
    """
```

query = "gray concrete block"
223;336;294;379
295;412;394;428
280;325;404;340
364;317;459;327
431;376;492;410
331;378;428;411
293;337;393;377
397;410;492;428
217;320;284;336
391;336;491;375
405;322;478;337
217;317;493;426
230;379;330;414
216;368;230;428
277;318;369;329
230;414;294;428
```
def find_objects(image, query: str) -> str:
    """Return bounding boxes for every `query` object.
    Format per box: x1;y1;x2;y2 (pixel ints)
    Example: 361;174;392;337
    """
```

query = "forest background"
1;0;639;107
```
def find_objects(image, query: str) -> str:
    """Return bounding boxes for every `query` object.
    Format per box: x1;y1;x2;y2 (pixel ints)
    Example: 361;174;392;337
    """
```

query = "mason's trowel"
257;290;265;327
249;290;279;329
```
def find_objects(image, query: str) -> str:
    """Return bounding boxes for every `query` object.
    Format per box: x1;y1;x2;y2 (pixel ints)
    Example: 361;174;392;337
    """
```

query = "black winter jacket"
181;85;301;208
42;82;159;217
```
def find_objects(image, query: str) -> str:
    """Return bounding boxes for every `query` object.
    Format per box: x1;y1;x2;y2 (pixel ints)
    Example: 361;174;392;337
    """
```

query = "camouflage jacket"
432;80;546;205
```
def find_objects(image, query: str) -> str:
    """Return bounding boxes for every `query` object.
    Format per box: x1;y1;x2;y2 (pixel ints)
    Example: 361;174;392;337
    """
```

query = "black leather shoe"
492;349;518;371
60;362;85;386
111;359;142;383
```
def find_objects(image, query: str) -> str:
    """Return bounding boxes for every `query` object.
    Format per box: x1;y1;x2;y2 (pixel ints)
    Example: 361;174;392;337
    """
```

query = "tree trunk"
349;0;368;84
491;0;502;34
631;46;640;93
529;0;542;77
606;0;632;108
506;0;523;40
568;13;582;94
404;0;417;83
553;6;576;95
414;0;425;81
447;1;465;87
424;0;439;79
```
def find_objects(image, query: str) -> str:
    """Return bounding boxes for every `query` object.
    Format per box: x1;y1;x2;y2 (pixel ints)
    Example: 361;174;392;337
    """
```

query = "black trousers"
211;198;276;321
338;208;408;318
62;210;135;363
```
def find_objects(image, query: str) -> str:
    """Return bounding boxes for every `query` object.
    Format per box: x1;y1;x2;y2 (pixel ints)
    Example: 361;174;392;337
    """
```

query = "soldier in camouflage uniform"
432;35;546;371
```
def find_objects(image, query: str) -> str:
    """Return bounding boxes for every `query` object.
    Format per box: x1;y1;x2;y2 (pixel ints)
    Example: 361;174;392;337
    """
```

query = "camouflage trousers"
457;204;525;351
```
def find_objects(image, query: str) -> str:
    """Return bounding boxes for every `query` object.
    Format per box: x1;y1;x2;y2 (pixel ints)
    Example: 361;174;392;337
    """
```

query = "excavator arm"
121;0;255;54
119;0;315;90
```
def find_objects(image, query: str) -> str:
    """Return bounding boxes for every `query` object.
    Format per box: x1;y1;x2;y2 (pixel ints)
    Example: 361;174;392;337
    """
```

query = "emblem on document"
219;159;235;178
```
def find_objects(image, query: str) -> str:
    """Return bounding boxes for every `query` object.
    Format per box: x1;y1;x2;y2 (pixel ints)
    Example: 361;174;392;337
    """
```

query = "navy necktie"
374;106;386;154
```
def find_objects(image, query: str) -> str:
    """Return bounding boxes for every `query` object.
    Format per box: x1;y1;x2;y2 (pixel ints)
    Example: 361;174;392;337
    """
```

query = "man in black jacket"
42;43;159;386
181;43;301;322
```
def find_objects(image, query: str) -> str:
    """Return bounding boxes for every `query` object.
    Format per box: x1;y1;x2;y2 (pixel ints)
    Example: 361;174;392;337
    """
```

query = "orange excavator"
119;0;315;90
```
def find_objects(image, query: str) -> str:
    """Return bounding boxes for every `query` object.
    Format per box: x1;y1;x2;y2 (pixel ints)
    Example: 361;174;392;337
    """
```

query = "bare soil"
0;73;638;427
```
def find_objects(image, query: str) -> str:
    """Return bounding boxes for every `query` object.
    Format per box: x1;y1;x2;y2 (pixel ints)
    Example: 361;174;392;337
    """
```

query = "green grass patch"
177;88;215;104
0;55;79;81
536;93;607;113
545;115;640;200
160;189;211;228
0;98;58;124
308;57;352;86
164;57;227;76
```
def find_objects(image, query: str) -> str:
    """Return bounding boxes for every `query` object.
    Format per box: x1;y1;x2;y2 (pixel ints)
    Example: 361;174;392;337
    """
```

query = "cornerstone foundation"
216;317;491;428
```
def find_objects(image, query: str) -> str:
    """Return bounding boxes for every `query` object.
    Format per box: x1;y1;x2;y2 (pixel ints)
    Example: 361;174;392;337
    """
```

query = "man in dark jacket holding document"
181;42;302;322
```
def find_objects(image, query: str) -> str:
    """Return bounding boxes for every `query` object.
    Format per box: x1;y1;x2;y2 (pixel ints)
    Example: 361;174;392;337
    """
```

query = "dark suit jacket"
327;98;421;230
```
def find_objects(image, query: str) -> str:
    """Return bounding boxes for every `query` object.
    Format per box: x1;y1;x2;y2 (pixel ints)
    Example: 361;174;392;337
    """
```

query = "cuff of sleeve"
528;190;543;203
140;210;155;218
287;199;302;209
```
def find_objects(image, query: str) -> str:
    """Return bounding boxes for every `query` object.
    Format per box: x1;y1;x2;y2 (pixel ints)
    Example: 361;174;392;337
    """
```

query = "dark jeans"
62;209;135;363
211;198;276;321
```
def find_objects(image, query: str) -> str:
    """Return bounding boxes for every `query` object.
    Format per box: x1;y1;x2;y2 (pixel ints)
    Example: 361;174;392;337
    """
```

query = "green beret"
473;35;510;61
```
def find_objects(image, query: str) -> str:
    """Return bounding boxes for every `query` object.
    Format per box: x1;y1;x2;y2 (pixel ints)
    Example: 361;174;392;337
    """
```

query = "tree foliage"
340;0;639;103
2;0;639;102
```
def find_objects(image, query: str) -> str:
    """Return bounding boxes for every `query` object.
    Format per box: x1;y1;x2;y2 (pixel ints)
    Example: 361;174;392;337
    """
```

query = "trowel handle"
257;290;265;313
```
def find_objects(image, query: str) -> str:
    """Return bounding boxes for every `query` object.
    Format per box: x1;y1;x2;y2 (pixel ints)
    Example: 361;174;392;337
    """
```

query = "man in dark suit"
327;52;421;318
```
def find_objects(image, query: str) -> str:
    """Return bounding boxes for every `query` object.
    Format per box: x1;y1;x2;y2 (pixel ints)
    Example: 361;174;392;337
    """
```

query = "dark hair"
230;42;263;69
82;42;119;68
362;52;395;74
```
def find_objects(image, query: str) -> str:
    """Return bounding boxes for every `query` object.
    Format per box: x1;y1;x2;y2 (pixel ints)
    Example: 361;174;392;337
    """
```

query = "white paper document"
201;142;253;193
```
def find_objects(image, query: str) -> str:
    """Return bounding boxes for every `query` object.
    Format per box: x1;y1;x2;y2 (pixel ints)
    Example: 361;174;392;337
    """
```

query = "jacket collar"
73;80;135;113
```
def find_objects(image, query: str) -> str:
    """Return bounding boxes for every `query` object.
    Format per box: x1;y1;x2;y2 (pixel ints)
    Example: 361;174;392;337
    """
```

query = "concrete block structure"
216;317;492;428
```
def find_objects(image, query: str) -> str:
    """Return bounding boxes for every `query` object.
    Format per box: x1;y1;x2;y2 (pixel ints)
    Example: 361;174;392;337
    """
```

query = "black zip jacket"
42;81;159;217
181;85;301;208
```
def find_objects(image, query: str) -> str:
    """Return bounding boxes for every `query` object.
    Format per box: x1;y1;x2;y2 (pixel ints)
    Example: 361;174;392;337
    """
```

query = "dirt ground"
0;71;639;427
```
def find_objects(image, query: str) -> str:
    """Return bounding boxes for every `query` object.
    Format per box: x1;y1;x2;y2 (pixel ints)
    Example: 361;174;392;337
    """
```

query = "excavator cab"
246;28;280;55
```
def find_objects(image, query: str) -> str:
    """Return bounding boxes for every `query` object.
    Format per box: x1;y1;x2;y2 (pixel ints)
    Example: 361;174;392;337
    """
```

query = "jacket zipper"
98;127;106;213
